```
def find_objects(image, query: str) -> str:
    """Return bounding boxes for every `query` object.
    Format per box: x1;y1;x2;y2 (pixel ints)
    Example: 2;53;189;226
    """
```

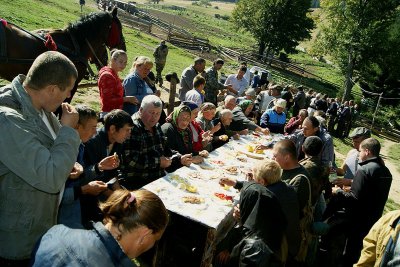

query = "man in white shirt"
224;66;248;97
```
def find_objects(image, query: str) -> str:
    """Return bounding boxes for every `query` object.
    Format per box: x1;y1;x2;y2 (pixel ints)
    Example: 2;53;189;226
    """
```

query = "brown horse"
0;8;126;104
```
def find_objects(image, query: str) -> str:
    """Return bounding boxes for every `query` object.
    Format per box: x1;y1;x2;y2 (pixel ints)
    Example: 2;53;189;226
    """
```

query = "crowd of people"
0;50;396;267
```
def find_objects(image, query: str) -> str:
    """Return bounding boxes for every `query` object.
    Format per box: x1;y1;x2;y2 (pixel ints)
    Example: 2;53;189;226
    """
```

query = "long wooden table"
144;133;285;266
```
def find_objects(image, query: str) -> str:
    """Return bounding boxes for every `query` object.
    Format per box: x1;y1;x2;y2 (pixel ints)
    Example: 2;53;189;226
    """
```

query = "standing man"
330;138;392;266
153;40;169;87
204;58;232;105
0;51;80;265
292;116;335;165
121;95;192;189
179;57;206;101
224;66;249;97
334;127;371;187
292;86;306;117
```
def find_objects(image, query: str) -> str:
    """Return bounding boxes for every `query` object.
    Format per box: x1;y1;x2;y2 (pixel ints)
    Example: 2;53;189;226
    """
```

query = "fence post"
371;92;383;130
168;76;177;115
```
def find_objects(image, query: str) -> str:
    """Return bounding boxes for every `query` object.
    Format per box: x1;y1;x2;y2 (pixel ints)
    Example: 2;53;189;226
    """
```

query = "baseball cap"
349;127;371;138
274;99;287;109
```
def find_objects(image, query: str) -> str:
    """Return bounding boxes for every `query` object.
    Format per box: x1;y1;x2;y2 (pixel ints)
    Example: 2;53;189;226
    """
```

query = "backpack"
289;174;314;263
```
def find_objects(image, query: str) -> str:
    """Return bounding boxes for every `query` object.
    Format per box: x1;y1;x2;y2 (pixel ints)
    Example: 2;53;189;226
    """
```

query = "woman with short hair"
123;56;154;115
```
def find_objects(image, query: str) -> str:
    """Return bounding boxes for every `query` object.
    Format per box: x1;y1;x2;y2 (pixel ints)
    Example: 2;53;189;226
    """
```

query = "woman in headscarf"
230;182;287;267
161;105;205;164
230;100;270;135
181;101;211;155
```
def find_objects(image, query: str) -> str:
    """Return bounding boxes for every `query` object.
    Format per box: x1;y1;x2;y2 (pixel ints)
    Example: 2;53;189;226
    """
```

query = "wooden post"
168;76;177;115
371;92;383;130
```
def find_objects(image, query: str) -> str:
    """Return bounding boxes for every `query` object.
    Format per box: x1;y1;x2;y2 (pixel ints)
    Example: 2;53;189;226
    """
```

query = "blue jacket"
31;222;136;267
260;109;286;134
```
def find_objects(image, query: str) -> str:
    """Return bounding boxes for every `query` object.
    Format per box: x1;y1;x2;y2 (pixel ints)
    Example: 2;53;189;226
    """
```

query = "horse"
0;7;126;105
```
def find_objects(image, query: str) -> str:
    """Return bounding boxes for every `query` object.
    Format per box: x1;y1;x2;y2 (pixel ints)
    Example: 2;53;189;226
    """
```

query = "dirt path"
381;140;400;204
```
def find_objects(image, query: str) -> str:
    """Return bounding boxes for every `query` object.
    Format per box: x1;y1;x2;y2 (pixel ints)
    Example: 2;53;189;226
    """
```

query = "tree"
232;0;314;59
313;0;400;101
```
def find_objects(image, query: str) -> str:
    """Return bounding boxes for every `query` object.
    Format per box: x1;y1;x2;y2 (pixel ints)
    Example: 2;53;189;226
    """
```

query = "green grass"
387;143;400;173
384;198;400;214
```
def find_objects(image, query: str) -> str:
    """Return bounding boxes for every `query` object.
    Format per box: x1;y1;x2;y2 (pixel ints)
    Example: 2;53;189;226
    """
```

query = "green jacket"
0;75;80;260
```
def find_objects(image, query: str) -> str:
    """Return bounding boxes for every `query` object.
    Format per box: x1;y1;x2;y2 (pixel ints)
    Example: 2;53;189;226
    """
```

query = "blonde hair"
253;159;282;185
130;56;153;73
110;49;127;61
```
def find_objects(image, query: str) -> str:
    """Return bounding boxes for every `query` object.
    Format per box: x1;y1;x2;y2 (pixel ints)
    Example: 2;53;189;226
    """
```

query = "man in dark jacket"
329;138;392;266
292;86;306;117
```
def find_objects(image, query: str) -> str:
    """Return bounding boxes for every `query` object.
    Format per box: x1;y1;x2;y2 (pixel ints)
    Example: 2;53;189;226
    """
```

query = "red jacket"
98;67;124;112
189;120;204;152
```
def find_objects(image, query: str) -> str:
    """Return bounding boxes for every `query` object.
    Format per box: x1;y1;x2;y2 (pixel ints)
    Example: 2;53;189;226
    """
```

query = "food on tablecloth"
170;174;197;193
236;156;247;162
186;185;198;193
214;193;233;202
224;166;239;175
255;148;264;154
220;135;229;141
199;161;214;170
182;196;203;204
245;144;254;153
188;171;202;179
210;160;225;166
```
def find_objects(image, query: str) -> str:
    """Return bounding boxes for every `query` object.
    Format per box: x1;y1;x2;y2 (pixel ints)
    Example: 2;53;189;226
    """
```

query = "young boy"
185;74;206;107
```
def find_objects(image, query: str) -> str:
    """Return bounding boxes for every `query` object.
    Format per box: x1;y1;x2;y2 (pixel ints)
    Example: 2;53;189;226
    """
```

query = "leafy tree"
313;0;400;101
232;0;314;59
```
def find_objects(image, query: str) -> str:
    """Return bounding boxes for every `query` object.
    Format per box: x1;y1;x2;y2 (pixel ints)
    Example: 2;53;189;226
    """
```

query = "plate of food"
168;174;198;193
198;160;215;170
182;195;204;204
188;171;202;179
236;144;266;160
224;166;239;175
213;193;234;206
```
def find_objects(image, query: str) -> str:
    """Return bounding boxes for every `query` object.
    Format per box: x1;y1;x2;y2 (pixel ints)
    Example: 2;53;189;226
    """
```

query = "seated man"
285;109;308;135
260;99;287;134
81;109;133;227
58;105;108;229
212;109;239;149
215;95;236;118
120;95;192;190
